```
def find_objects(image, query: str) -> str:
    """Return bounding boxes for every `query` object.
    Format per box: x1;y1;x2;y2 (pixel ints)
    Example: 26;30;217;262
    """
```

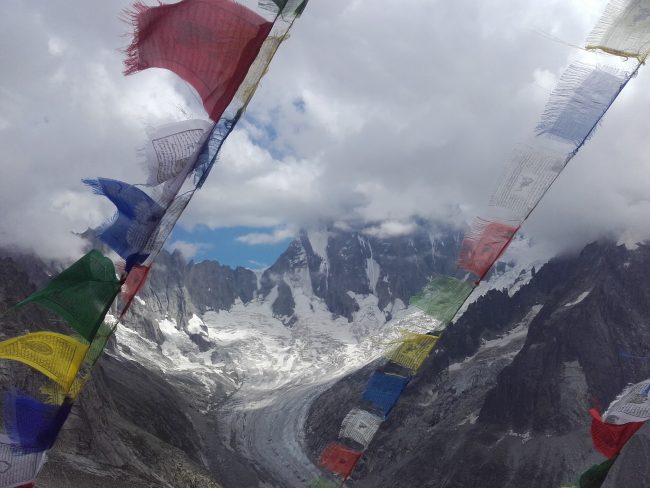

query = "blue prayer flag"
4;392;72;453
362;372;410;418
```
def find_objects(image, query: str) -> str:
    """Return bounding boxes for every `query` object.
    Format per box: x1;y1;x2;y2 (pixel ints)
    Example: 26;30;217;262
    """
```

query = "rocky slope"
305;241;650;487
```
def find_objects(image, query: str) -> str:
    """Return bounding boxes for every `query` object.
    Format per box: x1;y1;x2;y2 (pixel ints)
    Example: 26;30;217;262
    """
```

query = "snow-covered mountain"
0;222;549;487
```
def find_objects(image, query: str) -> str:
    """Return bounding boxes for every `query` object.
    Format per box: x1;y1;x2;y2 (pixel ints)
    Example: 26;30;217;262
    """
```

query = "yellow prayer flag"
386;332;439;372
0;332;89;390
40;376;87;405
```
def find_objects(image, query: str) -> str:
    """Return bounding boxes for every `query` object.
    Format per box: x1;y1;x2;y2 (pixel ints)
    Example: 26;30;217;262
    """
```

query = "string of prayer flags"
362;372;410;419
409;276;474;324
386;332;438;373
586;0;650;61
0;332;88;390
589;408;644;459
0;435;45;488
16;250;120;342
457;218;519;279
535;63;629;148
319;442;363;480
339;408;383;449
123;0;272;121
576;458;616;488
83;178;165;269
602;379;650;424
3;392;72;453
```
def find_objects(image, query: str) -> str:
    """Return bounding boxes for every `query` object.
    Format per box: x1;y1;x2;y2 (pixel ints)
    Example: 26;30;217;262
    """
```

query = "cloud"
362;220;418;239
3;0;650;263
236;227;296;245
167;240;211;259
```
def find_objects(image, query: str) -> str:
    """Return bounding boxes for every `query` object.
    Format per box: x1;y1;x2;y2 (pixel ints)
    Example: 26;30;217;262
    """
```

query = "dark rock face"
260;225;463;323
305;241;650;488
0;250;224;488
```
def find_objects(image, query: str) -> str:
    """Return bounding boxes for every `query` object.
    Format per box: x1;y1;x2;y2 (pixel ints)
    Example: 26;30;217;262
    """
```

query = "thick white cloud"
1;0;648;261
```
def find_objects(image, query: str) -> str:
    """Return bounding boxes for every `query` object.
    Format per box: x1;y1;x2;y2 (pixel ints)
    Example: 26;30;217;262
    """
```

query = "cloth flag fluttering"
385;332;438;373
124;0;272;121
3;392;72;453
590;408;644;459
0;332;88;390
602;379;650;424
16;250;121;342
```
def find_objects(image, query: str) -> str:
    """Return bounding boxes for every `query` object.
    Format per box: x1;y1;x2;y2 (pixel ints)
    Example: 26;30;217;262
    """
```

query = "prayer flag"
124;0;272;121
576;458;615;488
319;442;362;480
4;392;72;453
590;408;643;459
410;276;474;324
386;332;438;373
83;178;165;269
362;372;410;419
309;478;339;488
0;435;45;488
536;63;628;147
457;218;518;279
0;332;88;390
17;250;120;342
339;408;383;449
587;0;650;61
602;379;650;424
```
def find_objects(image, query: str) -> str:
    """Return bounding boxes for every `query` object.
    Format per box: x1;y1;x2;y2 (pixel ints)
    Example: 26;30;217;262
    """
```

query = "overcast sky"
1;0;649;266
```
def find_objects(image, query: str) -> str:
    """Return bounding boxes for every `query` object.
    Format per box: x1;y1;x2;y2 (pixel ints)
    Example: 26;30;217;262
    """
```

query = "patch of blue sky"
166;224;292;269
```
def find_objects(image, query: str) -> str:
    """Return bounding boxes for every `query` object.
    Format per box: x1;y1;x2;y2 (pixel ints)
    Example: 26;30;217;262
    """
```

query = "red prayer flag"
319;442;362;480
119;264;152;317
457;218;519;279
124;0;272;121
590;408;644;459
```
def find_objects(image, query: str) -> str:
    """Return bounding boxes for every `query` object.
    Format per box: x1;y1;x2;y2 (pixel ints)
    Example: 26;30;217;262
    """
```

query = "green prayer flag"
577;458;615;488
18;250;121;342
410;276;474;324
84;322;116;367
310;478;339;488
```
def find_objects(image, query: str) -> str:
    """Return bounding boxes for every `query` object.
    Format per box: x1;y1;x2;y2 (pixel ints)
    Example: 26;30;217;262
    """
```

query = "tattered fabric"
0;435;45;488
587;0;650;61
490;146;567;220
590;408;643;459
319;442;362;480
143;119;211;206
386;332;438;373
17;250;120;342
124;0;272;121
576;458;615;488
536;63;628;147
362;372;410;419
0;332;88;390
84;178;165;269
410;276;474;324
4;392;72;453
457;218;519;279
603;379;650;424
339;408;383;449
40;376;86;405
